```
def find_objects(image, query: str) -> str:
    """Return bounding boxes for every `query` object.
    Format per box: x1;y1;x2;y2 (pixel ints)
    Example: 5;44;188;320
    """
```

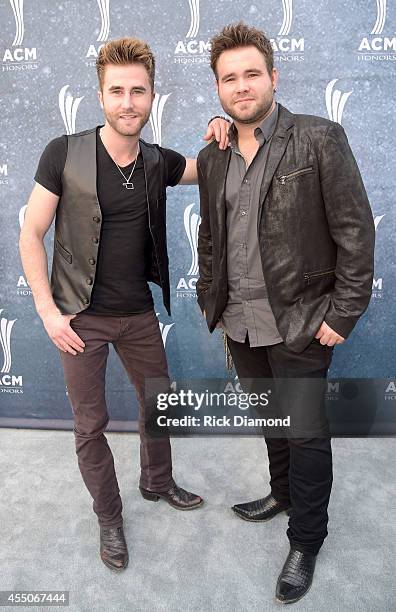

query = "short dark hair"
96;37;155;91
210;22;274;79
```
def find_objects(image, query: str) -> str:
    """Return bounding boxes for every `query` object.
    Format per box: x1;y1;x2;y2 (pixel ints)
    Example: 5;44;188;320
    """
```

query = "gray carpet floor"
0;429;395;611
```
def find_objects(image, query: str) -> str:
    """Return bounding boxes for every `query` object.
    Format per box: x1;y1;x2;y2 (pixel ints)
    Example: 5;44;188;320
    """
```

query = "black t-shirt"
34;128;186;315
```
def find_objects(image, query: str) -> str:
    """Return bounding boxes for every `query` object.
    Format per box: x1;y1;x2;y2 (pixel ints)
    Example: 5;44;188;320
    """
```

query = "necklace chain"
113;143;139;189
100;128;139;190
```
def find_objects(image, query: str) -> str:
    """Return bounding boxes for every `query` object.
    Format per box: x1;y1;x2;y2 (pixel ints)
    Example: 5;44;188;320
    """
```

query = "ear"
98;89;104;109
271;68;279;91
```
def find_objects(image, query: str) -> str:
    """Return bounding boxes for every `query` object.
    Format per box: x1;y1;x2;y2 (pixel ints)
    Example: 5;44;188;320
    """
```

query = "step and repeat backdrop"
0;0;395;431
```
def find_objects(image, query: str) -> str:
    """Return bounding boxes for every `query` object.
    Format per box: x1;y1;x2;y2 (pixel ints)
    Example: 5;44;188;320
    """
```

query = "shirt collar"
229;102;279;150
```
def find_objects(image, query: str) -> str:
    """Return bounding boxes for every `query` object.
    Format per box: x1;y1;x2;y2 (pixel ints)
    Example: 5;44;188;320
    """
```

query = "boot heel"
140;488;160;502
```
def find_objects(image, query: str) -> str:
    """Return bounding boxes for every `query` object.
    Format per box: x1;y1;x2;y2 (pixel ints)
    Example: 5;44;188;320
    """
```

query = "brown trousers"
60;308;172;527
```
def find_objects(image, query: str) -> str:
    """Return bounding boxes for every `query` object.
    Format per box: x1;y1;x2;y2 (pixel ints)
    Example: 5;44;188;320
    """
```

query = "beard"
220;91;274;125
104;107;151;137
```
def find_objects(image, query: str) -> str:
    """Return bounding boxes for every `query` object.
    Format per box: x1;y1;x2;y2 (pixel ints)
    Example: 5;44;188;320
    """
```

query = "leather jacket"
197;104;375;353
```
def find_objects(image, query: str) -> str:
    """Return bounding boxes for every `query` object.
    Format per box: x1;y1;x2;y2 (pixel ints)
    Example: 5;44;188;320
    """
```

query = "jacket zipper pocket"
304;268;335;285
278;166;313;185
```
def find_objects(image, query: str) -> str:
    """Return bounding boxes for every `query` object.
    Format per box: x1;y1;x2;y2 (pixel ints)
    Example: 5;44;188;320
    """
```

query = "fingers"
212;124;221;144
203;122;230;149
316;333;343;346
63;315;85;351
203;122;222;142
204;124;222;146
315;321;344;346
212;124;228;150
52;329;85;356
203;126;212;142
58;329;84;354
218;124;230;150
54;338;77;355
67;327;85;349
54;340;67;353
319;334;331;345
65;335;85;353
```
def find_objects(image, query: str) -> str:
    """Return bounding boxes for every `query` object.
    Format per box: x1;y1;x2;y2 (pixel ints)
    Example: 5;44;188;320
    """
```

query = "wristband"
207;115;231;126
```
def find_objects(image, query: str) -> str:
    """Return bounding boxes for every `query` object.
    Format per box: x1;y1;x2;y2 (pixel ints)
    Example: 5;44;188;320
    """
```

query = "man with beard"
19;37;229;572
196;23;374;604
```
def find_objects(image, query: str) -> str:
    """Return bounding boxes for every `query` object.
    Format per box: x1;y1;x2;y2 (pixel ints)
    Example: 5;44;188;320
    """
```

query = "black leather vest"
50;127;171;315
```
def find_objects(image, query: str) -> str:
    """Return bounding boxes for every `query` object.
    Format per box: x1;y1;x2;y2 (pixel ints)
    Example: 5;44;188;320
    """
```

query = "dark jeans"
60;309;173;528
227;335;334;555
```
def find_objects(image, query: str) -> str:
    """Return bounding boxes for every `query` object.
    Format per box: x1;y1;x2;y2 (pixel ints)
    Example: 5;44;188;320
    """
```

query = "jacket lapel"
258;105;295;223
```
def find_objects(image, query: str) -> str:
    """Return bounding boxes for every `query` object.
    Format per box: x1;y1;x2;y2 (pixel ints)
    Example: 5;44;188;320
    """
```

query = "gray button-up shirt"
221;103;283;347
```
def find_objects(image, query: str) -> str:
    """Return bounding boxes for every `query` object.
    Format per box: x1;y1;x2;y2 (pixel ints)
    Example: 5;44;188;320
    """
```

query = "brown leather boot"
100;525;129;571
139;480;203;510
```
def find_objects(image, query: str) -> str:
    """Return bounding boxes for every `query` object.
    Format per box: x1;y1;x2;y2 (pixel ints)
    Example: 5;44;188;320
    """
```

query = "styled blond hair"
96;37;155;90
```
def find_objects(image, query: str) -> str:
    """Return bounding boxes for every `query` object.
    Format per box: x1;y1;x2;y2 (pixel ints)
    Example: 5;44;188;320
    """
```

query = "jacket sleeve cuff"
323;309;359;340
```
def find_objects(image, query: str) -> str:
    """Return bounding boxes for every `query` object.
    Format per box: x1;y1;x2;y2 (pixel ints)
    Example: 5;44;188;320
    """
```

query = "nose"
121;92;134;109
235;78;250;94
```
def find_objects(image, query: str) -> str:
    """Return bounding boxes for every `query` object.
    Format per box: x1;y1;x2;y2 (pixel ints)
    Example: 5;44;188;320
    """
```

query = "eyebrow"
221;68;264;81
108;85;147;92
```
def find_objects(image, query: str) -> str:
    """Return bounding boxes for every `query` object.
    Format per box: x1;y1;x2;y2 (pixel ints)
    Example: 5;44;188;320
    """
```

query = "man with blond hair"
197;23;374;604
19;37;229;572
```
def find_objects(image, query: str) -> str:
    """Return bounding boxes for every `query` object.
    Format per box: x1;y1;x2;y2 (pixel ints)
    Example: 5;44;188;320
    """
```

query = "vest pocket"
55;239;72;264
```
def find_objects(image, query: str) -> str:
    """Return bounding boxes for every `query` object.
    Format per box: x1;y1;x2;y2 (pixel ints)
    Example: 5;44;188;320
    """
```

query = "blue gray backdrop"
0;0;394;430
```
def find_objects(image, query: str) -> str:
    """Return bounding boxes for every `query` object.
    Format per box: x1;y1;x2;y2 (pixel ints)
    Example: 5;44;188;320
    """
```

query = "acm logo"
59;85;84;135
0;309;23;393
2;0;38;71
358;0;396;60
325;79;353;124
176;204;201;298
174;0;211;65
271;0;304;62
85;0;111;66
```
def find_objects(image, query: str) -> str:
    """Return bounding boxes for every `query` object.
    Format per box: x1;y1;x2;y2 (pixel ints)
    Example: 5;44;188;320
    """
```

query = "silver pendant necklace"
99;129;140;189
114;142;140;190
